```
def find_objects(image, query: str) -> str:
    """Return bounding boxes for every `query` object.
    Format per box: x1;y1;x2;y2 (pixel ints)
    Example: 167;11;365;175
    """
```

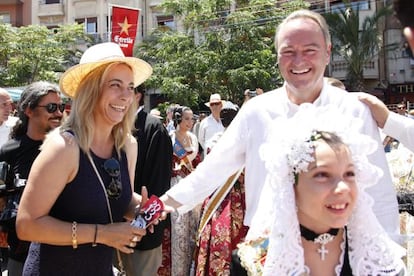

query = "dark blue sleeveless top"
23;148;132;276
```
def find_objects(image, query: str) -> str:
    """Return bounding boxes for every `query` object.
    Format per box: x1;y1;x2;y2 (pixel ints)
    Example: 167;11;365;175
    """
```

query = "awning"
5;88;24;102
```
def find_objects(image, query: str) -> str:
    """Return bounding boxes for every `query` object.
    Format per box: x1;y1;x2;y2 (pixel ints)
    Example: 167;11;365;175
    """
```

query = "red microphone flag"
111;6;139;57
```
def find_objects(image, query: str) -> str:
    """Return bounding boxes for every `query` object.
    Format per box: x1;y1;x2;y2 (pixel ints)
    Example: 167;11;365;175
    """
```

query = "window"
331;0;370;12
45;0;61;3
0;12;10;24
75;17;97;34
156;15;175;30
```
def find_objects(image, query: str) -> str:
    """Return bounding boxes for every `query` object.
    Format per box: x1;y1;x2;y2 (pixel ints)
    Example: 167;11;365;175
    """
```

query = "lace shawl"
247;104;406;276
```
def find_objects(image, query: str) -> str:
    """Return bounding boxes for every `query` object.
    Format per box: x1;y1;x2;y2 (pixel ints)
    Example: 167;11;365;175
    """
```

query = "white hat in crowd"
205;93;225;107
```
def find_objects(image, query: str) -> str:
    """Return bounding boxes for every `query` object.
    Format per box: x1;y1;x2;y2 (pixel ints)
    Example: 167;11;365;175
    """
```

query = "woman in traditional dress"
194;101;249;276
158;105;201;276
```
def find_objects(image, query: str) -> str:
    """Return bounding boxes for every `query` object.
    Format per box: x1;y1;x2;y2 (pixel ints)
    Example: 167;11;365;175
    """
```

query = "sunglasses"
210;102;221;106
37;103;65;113
103;158;122;199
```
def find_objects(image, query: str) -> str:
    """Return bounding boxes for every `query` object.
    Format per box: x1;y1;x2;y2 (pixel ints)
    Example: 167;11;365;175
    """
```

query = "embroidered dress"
194;178;248;276
386;144;414;274
158;131;201;276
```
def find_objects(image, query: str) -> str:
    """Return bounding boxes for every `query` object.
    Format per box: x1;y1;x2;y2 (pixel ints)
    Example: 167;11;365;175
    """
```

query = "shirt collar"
282;82;327;115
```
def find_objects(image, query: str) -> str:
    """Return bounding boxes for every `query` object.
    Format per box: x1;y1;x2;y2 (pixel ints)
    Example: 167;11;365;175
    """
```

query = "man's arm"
163;107;247;214
356;92;389;128
358;92;414;152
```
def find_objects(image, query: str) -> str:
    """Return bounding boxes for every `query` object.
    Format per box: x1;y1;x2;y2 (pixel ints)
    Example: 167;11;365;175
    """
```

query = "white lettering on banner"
113;35;134;46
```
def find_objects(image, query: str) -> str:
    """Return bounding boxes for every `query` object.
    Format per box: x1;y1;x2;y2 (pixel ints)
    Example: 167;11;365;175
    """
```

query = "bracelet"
92;224;98;247
71;221;78;249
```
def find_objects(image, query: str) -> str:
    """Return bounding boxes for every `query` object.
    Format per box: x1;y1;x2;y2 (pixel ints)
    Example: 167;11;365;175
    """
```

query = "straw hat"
205;93;225;107
59;42;152;98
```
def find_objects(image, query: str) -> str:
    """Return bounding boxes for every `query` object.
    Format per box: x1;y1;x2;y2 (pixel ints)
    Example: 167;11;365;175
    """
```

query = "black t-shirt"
0;134;43;262
0;134;43;182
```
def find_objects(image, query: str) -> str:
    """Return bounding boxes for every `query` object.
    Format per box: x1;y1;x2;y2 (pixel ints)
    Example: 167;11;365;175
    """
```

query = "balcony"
38;2;64;17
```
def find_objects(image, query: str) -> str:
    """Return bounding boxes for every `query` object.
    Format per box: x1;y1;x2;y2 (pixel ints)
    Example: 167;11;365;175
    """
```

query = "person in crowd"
120;84;172;276
238;105;406;275
198;94;224;151
243;88;263;103
396;103;408;117
149;108;163;120
158;105;201;276
0;88;15;146
159;9;399;245
165;104;178;135
192;112;206;141
0;88;14;271
358;0;414;152
0;81;64;275
243;89;257;103
194;101;249;276
325;77;346;90
16;42;152;275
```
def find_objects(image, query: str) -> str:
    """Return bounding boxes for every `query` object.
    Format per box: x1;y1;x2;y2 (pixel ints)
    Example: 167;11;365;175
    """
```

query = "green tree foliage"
0;23;89;87
136;0;308;108
324;1;391;91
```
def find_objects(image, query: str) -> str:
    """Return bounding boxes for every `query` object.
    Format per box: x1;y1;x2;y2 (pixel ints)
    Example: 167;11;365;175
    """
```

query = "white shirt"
0;116;18;147
198;115;224;150
166;120;175;136
166;83;399;236
384;111;414;152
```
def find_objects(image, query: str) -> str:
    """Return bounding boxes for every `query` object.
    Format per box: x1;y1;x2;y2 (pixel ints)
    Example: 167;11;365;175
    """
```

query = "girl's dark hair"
294;130;345;185
173;106;191;127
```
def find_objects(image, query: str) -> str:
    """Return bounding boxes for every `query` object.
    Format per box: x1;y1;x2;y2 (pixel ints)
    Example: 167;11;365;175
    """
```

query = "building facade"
1;0;414;104
0;0;177;43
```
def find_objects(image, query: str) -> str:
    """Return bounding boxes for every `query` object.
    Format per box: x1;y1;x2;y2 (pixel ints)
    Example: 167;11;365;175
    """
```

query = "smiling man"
160;10;399;262
0;81;64;275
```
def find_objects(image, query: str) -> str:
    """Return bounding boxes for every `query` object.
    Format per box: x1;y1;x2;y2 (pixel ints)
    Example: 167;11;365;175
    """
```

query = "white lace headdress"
248;104;406;275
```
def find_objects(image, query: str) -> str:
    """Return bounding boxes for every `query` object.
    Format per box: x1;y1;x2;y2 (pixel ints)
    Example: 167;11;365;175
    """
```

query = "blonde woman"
16;42;152;275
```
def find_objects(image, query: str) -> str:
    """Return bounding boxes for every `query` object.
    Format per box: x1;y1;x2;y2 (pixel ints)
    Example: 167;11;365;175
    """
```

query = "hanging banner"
111;6;139;57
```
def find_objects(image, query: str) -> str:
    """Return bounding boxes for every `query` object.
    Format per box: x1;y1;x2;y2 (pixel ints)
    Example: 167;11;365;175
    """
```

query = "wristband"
92;224;98;247
72;221;78;249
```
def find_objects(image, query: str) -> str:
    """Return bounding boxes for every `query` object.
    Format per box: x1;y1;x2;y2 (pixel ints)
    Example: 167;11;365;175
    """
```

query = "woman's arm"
16;131;145;253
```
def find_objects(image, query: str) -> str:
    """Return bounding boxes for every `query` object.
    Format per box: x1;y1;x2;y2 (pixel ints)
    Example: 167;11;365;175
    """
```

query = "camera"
0;161;26;197
247;90;257;98
0;162;9;191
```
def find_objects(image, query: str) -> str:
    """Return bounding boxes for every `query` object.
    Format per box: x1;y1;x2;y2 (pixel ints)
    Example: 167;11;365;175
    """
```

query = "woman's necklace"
176;131;189;146
300;224;340;261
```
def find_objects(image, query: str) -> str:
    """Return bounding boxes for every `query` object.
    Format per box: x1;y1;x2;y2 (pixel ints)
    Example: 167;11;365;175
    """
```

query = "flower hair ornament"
242;104;406;276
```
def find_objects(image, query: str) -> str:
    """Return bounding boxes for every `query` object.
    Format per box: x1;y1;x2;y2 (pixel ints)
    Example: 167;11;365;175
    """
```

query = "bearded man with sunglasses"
0;81;64;275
